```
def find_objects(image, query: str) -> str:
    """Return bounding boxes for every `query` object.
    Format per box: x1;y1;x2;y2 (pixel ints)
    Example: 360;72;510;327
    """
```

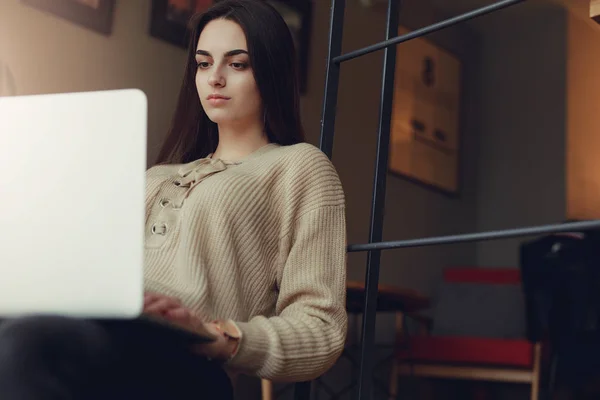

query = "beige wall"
566;11;600;220
0;0;187;165
473;1;568;267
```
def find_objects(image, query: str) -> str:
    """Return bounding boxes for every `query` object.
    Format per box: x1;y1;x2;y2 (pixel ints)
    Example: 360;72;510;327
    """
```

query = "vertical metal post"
319;0;346;159
357;0;400;399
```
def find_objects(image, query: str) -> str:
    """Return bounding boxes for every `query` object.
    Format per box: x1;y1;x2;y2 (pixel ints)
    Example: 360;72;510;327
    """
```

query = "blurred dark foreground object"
520;227;600;397
0;315;233;400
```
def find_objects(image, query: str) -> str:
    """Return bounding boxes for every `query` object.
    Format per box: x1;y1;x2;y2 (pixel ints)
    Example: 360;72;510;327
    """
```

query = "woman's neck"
211;121;270;163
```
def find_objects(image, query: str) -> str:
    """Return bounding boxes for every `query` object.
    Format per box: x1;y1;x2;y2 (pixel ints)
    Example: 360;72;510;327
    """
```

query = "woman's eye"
231;63;247;70
197;62;210;69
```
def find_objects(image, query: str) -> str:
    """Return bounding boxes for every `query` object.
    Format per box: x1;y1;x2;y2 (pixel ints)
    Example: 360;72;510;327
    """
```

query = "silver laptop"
0;89;147;319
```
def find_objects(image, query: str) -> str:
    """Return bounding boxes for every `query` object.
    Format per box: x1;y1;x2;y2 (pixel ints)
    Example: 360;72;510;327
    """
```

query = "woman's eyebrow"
195;49;249;57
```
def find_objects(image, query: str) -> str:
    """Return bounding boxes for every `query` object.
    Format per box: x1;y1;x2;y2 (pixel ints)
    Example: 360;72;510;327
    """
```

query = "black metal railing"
290;0;600;399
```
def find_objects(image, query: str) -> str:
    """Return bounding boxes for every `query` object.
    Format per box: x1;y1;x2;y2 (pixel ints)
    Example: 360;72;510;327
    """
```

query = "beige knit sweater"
143;142;348;382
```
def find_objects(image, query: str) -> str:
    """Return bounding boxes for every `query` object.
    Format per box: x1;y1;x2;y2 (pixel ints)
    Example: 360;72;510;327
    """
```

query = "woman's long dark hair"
155;0;305;165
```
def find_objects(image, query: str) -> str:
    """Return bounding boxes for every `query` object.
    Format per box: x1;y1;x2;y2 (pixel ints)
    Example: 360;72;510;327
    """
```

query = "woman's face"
195;19;262;127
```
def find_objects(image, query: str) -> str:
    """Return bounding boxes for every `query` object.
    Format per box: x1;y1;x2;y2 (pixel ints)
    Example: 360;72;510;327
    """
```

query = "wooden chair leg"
388;312;405;400
531;343;542;400
261;379;273;400
388;360;398;400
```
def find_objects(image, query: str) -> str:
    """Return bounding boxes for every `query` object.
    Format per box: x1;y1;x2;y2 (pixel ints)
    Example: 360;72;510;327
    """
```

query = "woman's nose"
208;70;225;87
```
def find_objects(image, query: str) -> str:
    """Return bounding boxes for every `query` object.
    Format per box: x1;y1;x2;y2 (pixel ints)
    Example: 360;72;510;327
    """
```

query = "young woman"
0;0;347;398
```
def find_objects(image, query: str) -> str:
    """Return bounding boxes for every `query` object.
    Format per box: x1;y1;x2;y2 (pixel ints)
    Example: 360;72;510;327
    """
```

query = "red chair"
388;267;542;400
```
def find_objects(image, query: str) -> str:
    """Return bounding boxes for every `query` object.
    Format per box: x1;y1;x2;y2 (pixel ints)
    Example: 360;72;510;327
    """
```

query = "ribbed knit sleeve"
227;205;348;382
225;148;348;382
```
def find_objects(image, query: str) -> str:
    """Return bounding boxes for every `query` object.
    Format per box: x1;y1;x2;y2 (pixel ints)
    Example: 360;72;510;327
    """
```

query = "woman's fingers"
143;293;163;308
165;307;190;320
144;292;169;306
142;293;208;334
143;293;181;315
165;307;196;331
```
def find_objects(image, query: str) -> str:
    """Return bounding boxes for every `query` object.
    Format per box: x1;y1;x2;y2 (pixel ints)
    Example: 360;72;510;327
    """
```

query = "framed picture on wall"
388;26;463;196
149;0;213;49
149;0;312;94
21;0;116;35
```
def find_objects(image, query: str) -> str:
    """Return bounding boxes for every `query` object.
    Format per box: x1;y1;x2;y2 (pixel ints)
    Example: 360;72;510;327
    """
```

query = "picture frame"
149;0;313;94
149;0;213;49
21;0;116;35
388;26;463;197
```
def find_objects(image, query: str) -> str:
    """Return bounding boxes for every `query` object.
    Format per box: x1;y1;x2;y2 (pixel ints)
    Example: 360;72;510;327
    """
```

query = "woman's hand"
144;292;207;332
143;292;238;361
143;292;183;317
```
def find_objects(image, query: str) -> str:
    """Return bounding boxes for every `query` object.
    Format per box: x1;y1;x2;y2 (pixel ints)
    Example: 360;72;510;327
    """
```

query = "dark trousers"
0;315;234;400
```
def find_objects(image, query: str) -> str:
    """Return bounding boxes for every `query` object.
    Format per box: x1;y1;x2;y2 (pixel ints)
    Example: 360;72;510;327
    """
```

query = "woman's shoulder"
272;142;339;177
278;142;328;159
268;142;345;206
